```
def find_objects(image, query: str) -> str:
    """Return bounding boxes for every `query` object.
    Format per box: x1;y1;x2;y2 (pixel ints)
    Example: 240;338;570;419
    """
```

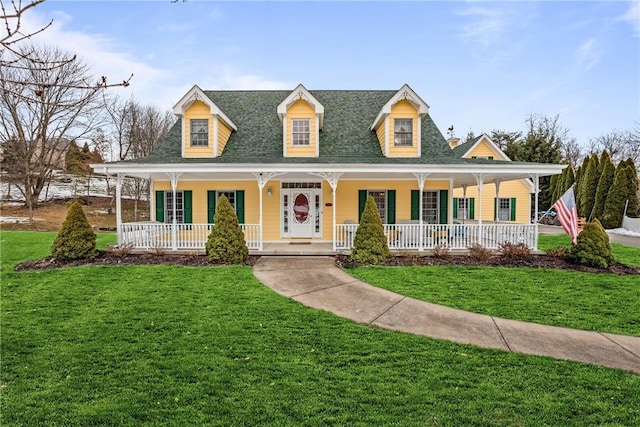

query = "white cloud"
575;38;602;70
619;1;640;36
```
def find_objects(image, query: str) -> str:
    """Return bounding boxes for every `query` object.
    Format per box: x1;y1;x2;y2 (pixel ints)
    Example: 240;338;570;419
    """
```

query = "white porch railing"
335;222;536;251
121;222;261;250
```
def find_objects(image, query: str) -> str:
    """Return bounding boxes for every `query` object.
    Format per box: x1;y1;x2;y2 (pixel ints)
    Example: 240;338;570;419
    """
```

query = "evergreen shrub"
568;219;614;268
351;196;389;264
205;195;248;264
51;200;97;260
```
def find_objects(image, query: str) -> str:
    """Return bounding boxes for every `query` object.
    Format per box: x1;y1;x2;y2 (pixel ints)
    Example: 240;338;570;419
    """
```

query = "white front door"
283;189;321;238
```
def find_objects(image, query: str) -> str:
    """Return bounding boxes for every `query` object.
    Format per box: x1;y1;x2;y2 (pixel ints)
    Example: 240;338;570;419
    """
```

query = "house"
448;134;535;224
92;84;563;253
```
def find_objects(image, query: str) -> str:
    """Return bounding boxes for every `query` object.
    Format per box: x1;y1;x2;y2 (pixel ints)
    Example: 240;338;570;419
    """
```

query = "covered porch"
93;162;562;253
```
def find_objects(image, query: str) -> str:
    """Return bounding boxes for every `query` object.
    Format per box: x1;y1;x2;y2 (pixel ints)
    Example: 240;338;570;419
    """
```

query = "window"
217;190;236;209
190;119;208;146
165;191;184;223
456;198;470;220
394;118;413;146
292;119;310;146
368;190;387;223
471;156;494;160
497;197;511;221
422;191;438;224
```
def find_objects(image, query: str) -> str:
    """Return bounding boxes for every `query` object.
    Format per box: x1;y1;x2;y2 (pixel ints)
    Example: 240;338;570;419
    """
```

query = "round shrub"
568;219;615;268
351;196;389;265
205;195;248;264
51;200;97;260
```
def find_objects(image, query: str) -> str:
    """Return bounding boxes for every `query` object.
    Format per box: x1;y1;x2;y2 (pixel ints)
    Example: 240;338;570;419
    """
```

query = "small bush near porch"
206;195;248;264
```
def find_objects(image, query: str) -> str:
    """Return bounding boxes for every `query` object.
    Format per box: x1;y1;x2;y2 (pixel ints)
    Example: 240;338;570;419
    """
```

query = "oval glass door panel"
293;193;310;223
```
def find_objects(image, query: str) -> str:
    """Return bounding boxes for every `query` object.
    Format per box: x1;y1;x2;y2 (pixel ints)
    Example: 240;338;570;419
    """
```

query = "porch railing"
335;222;536;251
121;222;261;250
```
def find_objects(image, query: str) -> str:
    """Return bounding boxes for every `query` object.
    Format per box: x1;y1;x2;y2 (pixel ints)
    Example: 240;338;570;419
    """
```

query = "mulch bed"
14;252;640;275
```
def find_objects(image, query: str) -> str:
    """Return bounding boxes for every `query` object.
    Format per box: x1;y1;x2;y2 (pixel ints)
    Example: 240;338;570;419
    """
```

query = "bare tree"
589;128;640;165
0;45;106;217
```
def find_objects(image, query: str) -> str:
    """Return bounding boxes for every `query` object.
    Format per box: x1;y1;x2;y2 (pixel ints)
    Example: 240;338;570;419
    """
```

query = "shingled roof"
130;90;504;165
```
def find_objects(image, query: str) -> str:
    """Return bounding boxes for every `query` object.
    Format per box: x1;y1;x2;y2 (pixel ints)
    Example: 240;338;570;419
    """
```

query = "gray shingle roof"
451;135;481;157
126;90;502;165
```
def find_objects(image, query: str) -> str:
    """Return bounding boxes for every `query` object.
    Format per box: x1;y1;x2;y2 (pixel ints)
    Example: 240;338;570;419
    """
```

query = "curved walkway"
253;256;640;374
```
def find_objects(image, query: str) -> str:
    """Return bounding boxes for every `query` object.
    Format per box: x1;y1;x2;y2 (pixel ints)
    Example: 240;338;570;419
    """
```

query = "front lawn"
2;231;639;425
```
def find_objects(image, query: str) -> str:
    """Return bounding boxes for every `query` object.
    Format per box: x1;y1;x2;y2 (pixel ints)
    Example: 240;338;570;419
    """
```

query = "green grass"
2;231;640;425
539;234;640;267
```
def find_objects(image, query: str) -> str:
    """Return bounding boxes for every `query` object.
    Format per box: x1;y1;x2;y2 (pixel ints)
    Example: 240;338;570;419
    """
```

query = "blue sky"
27;1;640;146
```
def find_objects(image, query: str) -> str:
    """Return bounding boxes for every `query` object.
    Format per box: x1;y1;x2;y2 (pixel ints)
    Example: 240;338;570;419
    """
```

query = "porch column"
167;172;182;251
474;174;485;245
115;173;124;245
253;172;285;251
412;172;430;251
462;185;468;223
494;179;501;222
310;172;343;251
531;173;540;250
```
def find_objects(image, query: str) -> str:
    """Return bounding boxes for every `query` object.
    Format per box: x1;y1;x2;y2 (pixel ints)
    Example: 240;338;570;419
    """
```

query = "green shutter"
155;191;164;222
386;190;396;224
489;156;494;160
410;190;419;220
453;197;458;219
494;198;497;221
439;190;448;224
183;190;192;224
236;190;245;224
207;190;216;223
470;198;475;220
510;197;517;221
358;190;367;221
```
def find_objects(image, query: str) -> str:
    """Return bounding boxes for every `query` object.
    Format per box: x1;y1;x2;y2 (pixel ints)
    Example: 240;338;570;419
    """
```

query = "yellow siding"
286;99;316;157
153;179;452;241
375;121;386;154
387;100;419;158
183;101;213;158
217;121;232;156
464;140;497;159
453;180;531;223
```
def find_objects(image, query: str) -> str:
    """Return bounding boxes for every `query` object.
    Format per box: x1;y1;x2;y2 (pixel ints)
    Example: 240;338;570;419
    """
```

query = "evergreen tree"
51;201;97;260
564;165;575;192
574;162;585;214
602;165;629;229
205;195;249;264
568;219;614;268
351;196;389;264
624;166;639;218
550;173;560;205
593;151;615;220
579;154;599;219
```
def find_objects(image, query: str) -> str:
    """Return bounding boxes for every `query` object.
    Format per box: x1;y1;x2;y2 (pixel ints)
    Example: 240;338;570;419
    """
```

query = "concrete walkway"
253;256;640;374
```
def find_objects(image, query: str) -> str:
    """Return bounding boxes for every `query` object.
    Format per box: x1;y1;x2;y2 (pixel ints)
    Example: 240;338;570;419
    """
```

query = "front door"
283;188;321;238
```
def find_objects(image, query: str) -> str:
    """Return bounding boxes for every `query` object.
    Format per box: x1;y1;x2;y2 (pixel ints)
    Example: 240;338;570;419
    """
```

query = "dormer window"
190;119;209;146
292;119;310;146
394;118;413;146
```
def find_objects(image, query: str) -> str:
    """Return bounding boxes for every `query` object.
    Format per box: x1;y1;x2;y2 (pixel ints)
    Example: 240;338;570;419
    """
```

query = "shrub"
432;244;450;259
545;246;568;258
351;196;389;264
205;195;248;264
468;243;492;261
51;200;97;260
107;244;133;258
568;219;615;268
602;165;629;229
498;242;531;261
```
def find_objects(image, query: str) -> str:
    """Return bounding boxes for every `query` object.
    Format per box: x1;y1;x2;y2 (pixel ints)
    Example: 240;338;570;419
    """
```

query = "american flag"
553;185;579;245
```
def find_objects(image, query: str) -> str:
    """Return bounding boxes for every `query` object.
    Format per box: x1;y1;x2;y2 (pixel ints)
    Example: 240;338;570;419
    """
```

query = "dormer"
459;134;507;161
173;85;237;158
277;84;324;157
371;84;429;158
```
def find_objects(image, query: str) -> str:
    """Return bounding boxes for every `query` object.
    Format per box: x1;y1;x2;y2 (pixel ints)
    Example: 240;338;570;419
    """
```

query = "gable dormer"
371;84;429;158
173;85;237;158
459;134;508;161
277;84;324;157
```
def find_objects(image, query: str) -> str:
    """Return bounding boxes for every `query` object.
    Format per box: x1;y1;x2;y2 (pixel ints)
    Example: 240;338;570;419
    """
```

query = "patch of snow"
607;228;640;238
0;216;44;223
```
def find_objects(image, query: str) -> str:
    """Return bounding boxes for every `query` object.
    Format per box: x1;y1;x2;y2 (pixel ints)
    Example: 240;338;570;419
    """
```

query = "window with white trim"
422;191;438;224
292;119;310;146
456;198;470;220
190;119;208;146
165;191;184;223
394;118;413;146
368;190;387;223
216;190;236;209
497;197;511;221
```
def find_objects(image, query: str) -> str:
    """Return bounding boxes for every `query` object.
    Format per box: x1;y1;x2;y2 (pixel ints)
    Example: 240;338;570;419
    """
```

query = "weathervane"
447;125;455;138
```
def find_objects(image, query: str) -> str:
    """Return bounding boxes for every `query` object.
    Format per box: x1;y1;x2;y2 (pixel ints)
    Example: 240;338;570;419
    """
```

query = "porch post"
462;185;468;223
494;179;501;222
412;172;429;251
310;172;343;251
115;173;123;245
474;174;485;245
253;172;286;251
167;172;182;251
532;173;540;251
